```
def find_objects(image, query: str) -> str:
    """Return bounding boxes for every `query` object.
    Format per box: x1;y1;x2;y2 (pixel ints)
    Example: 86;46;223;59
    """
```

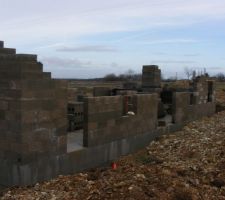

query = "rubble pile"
1;110;225;199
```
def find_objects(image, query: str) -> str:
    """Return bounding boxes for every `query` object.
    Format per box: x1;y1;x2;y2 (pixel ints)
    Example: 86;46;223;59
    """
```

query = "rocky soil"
1;110;225;200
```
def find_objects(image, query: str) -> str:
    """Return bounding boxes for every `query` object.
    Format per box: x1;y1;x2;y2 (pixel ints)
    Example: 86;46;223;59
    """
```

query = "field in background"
67;79;225;107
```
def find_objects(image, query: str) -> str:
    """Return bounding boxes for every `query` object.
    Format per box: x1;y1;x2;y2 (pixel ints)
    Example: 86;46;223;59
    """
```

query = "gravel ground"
1;109;225;200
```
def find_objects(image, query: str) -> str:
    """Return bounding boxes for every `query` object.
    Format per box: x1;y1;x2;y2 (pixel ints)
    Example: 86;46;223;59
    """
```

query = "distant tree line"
184;67;225;82
103;67;225;82
103;69;142;81
215;73;225;81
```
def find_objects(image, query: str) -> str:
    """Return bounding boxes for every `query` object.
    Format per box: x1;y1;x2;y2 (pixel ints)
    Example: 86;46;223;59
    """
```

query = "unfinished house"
67;102;84;131
0;41;216;187
142;65;161;93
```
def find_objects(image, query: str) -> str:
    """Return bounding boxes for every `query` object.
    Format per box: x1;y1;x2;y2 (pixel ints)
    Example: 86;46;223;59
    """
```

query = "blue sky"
0;0;225;78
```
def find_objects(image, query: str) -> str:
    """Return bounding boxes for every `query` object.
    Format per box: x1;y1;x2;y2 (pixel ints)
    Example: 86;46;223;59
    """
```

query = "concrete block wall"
67;88;78;101
68;101;84;131
172;92;191;124
123;82;138;90
0;41;4;48
0;41;16;55
0;41;217;187
172;92;216;124
142;65;161;89
0;42;67;186
114;89;137;96
93;87;111;96
187;103;216;121
193;76;215;104
83;94;158;147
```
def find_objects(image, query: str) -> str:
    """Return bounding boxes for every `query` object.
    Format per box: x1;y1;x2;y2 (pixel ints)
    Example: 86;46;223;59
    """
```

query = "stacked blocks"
0;41;4;48
0;42;67;185
172;91;216;124
68;102;84;131
93;87;111;97
172;92;190;123
142;65;161;89
193;76;215;104
83;94;158;147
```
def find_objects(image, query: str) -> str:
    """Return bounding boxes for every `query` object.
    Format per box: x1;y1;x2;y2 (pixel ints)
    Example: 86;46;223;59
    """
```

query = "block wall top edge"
134;93;158;97
85;95;122;99
143;65;159;68
0;41;4;48
16;54;37;58
174;91;192;95
68;101;84;105
0;48;16;54
0;54;37;61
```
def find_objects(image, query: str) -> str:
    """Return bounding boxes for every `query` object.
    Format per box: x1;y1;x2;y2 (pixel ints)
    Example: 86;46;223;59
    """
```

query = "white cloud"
138;39;199;45
56;45;118;52
0;0;225;46
151;60;197;64
40;56;92;69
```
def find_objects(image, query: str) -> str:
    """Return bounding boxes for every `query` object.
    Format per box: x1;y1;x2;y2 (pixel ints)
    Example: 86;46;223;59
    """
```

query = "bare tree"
125;69;135;80
184;67;192;80
216;73;225;81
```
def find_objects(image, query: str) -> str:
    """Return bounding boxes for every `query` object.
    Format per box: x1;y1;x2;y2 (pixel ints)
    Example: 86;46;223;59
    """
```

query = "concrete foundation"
0;41;216;187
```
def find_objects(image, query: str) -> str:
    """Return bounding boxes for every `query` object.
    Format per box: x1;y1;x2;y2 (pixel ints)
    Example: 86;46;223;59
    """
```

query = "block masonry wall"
0;41;3;48
142;65;161;90
83;94;158;147
0;41;217;187
192;76;215;104
0;41;67;186
93;87;111;96
171;76;216;124
172;92;216;124
68;102;84;131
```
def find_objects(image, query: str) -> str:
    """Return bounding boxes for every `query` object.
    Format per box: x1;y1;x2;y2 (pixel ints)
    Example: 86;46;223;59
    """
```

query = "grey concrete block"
0;41;4;48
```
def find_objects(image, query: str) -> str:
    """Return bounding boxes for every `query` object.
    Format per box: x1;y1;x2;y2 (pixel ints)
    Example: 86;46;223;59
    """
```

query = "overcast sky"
0;0;225;78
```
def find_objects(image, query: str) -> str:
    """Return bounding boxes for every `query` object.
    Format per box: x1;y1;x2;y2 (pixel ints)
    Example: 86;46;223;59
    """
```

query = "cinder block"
142;65;161;88
0;41;3;48
22;89;55;98
4;110;21;121
0;54;37;62
41;99;55;110
93;87;111;97
107;119;115;127
0;71;48;80
0;89;22;98
0;42;70;186
57;136;67;154
87;122;98;130
0;101;8;110
0;48;16;55
53;125;67;137
0;110;5;120
14;54;37;61
42;72;51;79
0;62;43;73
